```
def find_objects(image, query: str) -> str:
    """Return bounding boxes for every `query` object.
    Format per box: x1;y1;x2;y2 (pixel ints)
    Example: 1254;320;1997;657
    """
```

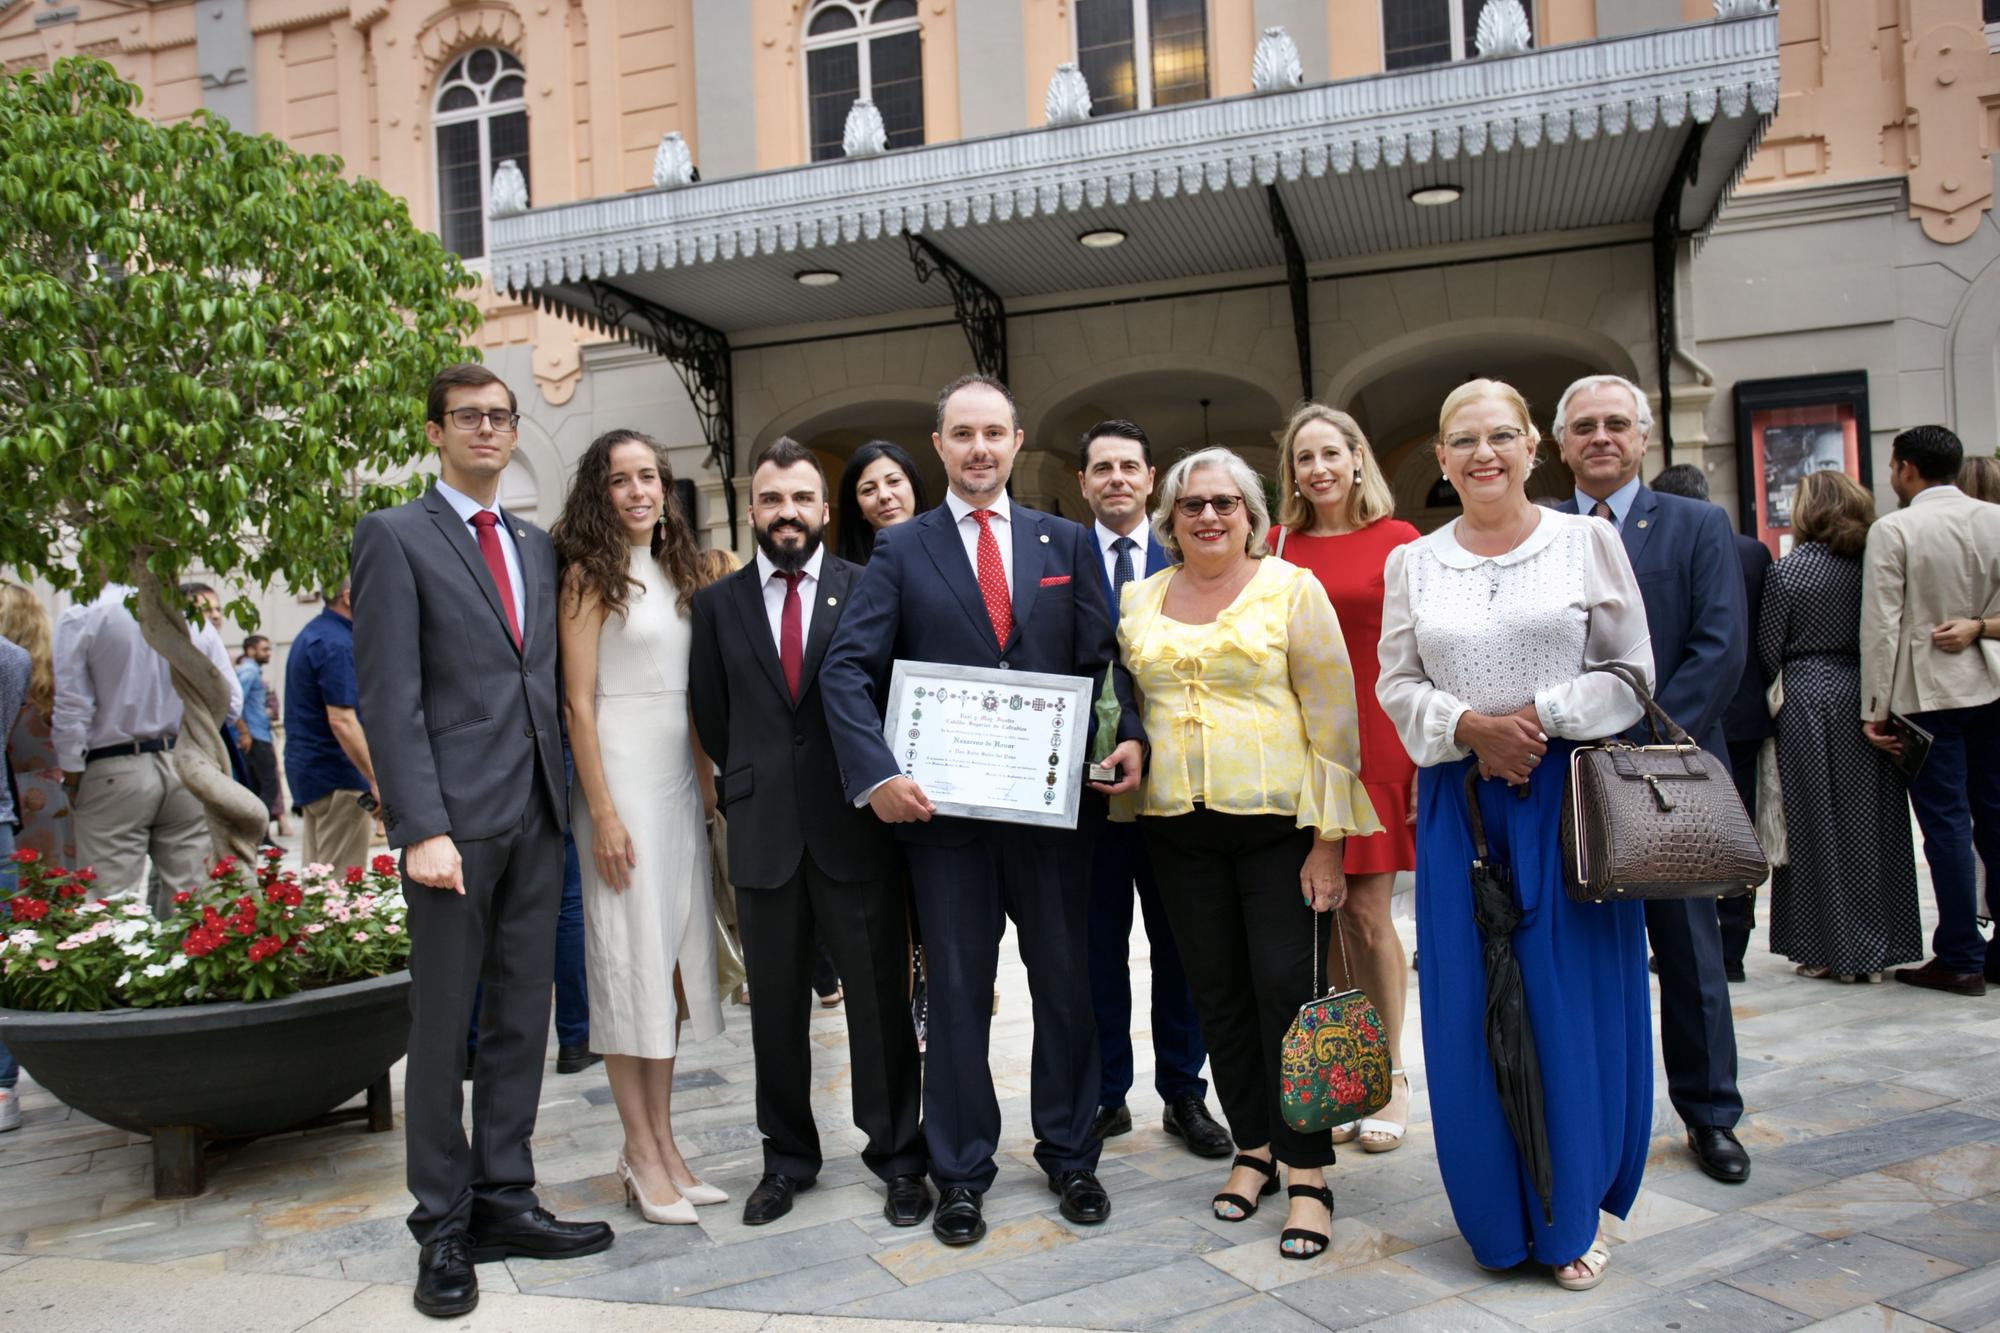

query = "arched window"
1074;0;1208;116
803;0;923;162
433;47;528;261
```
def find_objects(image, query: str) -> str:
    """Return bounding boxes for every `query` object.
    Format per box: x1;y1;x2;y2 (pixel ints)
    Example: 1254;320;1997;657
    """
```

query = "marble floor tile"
1883;1262;2000;1333
869;1215;1076;1285
1865;1196;2000;1269
1752;1086;1960;1146
822;1270;1022;1322
1879;1142;2000;1201
1268;1257;1462;1329
1567;1278;1813;1332
682;1253;905;1314
1196;1213;1411;1291
972;1255;1252;1329
1146;1291;1345;1333
1799;1305;1953;1332
1763;1112;2000;1180
1457;1267;1663;1329
1647;1158;1840;1212
979;1216;1229;1304
1614;1209;1817;1291
0;1254;367;1333
533;1217;869;1303
1749;1170;1970;1240
1725;1234;1967;1319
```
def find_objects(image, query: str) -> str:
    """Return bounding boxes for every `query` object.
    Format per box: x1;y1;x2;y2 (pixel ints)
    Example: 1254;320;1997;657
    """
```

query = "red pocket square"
1040;574;1071;587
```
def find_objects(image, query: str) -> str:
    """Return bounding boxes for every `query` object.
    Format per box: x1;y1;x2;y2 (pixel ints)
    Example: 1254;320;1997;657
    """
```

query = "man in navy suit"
1651;462;1772;983
1554;375;1752;1186
822;374;1147;1247
1074;420;1228;1158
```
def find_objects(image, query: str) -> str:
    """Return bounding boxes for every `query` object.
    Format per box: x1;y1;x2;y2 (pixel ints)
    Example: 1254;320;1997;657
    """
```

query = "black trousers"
1143;809;1333;1170
402;792;564;1244
907;828;1100;1192
736;853;924;1183
245;738;280;819
1717;739;1762;969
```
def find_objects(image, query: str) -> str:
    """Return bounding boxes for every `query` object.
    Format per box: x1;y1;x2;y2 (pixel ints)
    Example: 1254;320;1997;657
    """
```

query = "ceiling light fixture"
1077;228;1127;249
794;269;842;287
1408;185;1464;207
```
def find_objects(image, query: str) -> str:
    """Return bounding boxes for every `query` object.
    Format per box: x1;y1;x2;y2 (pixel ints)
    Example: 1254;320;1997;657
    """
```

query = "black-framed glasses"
1175;494;1244;518
442;407;522;433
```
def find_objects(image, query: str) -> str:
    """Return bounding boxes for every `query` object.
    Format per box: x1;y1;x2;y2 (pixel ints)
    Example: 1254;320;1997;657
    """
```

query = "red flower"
10;848;37;864
344;866;365;886
74;869;96;884
283;886;303;907
7;898;49;922
246;935;283;963
173;891;192;905
370;854;397;876
262;847;284;861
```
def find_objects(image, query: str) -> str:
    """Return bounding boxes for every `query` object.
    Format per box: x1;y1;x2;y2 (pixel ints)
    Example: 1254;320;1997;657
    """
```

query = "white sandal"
1553;1233;1610;1291
1356;1069;1409;1154
1329;1122;1360;1144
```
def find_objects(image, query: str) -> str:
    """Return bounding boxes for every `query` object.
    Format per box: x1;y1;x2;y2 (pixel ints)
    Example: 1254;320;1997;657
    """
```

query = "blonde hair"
1438;378;1540;446
1959;454;2000;503
0;584;54;718
1274;403;1395;534
1790;470;1874;558
1150;447;1272;559
695;547;741;588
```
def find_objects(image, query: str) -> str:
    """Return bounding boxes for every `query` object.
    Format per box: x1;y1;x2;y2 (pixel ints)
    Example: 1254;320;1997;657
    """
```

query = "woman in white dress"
553;429;726;1225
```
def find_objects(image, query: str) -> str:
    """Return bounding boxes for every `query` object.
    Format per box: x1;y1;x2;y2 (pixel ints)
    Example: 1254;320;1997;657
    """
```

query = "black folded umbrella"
1464;767;1554;1226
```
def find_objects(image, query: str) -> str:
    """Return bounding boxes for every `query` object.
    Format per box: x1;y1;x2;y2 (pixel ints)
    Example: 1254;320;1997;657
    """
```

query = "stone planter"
0;970;411;1198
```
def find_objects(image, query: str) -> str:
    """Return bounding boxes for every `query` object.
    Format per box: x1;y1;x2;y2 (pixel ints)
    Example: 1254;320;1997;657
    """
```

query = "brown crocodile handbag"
1558;664;1769;903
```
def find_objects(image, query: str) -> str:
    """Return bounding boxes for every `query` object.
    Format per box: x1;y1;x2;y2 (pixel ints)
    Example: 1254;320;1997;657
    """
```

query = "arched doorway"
758;394;943;555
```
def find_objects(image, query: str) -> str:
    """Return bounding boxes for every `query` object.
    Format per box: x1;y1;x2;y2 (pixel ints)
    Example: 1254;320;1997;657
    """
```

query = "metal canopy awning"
491;12;1776;538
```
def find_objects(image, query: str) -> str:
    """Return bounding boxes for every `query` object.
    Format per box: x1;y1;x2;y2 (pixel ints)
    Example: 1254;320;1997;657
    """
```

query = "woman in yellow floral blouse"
1117;446;1382;1261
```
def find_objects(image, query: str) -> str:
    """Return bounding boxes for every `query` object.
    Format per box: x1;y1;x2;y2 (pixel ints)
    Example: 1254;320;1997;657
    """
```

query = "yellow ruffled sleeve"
1284;569;1386;841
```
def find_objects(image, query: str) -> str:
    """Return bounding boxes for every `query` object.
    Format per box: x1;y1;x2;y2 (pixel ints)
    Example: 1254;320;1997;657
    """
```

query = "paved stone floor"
3;874;1998;1332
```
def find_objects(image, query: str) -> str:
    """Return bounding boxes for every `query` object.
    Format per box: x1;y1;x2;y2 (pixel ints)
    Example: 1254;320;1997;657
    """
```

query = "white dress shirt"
754;545;824;650
435;477;527;633
52;585;245;772
1094;519;1150;590
943;490;1014;589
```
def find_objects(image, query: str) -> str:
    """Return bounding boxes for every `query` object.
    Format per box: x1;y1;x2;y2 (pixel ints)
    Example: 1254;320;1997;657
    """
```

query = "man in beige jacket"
1861;425;2000;996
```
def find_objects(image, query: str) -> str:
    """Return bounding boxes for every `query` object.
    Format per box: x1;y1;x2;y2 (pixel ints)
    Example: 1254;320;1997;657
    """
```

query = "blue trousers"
1086;819;1206;1108
1907;700;2000;974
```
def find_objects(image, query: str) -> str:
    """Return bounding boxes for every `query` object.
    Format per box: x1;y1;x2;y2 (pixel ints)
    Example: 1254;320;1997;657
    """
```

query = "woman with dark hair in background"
553;429;726;1225
1759;470;1922;982
836;441;931;564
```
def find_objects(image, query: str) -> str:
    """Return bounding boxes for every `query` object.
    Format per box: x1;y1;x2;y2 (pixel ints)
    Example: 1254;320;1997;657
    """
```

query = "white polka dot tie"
971;508;1013;649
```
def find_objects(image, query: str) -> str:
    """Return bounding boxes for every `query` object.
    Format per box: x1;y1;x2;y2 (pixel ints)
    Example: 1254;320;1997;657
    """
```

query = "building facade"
5;0;1998;574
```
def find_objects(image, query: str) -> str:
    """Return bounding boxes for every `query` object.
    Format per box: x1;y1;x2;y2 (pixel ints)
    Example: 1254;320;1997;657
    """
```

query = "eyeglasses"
1441;428;1528;453
1563;416;1635;438
1174;494;1244;518
442;408;522;433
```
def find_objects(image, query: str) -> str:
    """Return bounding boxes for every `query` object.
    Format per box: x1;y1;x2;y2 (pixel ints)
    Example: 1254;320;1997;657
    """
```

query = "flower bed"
0;847;409;1010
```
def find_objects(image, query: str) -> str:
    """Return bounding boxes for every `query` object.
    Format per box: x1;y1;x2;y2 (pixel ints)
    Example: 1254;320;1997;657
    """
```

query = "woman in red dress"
1270;403;1420;1152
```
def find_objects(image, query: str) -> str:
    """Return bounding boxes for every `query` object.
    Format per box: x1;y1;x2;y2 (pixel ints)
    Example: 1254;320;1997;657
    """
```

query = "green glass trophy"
1086;668;1121;783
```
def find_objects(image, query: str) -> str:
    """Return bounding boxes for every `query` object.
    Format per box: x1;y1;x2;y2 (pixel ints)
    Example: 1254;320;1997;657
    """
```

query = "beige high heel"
619;1153;728;1206
616;1157;698;1225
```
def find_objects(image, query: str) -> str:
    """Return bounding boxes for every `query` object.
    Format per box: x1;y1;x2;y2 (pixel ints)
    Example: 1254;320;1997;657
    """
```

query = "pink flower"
351;931;369;942
305;923;325;935
36;958;56;971
55;939;79;951
382;924;401;936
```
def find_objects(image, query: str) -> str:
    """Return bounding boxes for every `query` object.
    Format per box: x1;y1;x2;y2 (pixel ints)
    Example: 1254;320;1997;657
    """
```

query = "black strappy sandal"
1280;1182;1334;1259
1210;1153;1279;1221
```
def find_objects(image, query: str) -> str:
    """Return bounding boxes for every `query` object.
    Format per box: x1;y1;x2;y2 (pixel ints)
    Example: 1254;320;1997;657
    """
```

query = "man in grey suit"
353;364;611;1319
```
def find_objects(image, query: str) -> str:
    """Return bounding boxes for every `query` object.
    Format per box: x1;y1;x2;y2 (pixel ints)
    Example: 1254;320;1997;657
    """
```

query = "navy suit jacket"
1560;485;1747;757
821;501;1146;846
1091;527;1173;624
1722;532;1774;744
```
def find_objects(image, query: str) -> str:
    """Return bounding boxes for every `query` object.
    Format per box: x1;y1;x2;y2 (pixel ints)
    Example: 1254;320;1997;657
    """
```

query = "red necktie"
1590;500;1615;525
778;570;803;701
971;508;1013;648
470;511;522;649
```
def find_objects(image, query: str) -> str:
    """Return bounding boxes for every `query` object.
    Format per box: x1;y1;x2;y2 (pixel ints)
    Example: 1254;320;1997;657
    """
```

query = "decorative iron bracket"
578;279;739;544
906;233;1008;382
1651;120;1709;467
1266;185;1312;400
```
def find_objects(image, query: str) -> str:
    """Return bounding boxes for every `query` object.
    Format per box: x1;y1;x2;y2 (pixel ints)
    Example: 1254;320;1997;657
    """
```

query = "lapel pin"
1636;519;1648;529
826;596;838;606
515;528;525;537
1039;533;1050;544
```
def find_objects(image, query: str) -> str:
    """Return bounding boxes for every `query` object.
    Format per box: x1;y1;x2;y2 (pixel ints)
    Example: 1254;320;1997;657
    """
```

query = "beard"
755;518;823;572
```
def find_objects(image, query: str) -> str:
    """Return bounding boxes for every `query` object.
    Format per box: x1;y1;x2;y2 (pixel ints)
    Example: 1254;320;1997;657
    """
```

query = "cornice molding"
496;16;1778;297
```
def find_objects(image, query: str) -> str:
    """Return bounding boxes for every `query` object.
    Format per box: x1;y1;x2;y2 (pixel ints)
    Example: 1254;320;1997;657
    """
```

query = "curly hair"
552;429;702;616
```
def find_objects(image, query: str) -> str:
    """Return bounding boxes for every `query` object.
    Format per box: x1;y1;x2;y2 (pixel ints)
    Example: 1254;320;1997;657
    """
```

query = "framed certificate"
882;660;1095;829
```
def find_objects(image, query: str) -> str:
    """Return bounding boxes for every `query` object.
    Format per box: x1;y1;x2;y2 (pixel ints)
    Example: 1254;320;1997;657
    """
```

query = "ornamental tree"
0;58;481;865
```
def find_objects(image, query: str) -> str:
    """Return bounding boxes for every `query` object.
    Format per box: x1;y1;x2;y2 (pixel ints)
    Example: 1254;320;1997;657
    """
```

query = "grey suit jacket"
351;483;567;849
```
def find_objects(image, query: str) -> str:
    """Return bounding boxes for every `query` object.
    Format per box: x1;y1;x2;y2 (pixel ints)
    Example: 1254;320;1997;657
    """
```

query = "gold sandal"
1553;1233;1609;1291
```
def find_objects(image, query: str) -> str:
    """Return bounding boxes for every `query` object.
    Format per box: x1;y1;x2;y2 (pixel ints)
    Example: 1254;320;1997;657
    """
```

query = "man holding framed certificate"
822;373;1146;1248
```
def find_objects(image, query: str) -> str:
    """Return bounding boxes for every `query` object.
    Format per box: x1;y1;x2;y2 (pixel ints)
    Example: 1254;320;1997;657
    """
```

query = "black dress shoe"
414;1234;478;1318
1090;1103;1132;1141
884;1173;933;1227
1895;959;1988;997
1049;1168;1111;1225
555;1045;602;1075
466;1206;613;1263
1688;1126;1751;1184
1724;962;1746;984
1162;1094;1233;1158
932;1185;985;1246
742;1172;814;1226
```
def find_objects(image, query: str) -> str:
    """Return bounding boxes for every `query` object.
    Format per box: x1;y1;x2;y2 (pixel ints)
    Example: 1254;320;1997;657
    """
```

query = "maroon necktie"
971;509;1013;648
778;570;803;701
1590;500;1615;524
470;511;522;649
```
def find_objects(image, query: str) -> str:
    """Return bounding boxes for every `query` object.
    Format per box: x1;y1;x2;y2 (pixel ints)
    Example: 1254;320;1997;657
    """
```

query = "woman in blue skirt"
1377;379;1656;1291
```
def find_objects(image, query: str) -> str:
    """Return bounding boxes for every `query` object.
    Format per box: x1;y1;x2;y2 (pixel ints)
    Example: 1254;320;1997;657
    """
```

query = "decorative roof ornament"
652;132;697;189
1474;0;1534;58
1045;62;1092;126
842;97;888;157
1713;0;1773;15
1251;27;1303;93
488;159;528;218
